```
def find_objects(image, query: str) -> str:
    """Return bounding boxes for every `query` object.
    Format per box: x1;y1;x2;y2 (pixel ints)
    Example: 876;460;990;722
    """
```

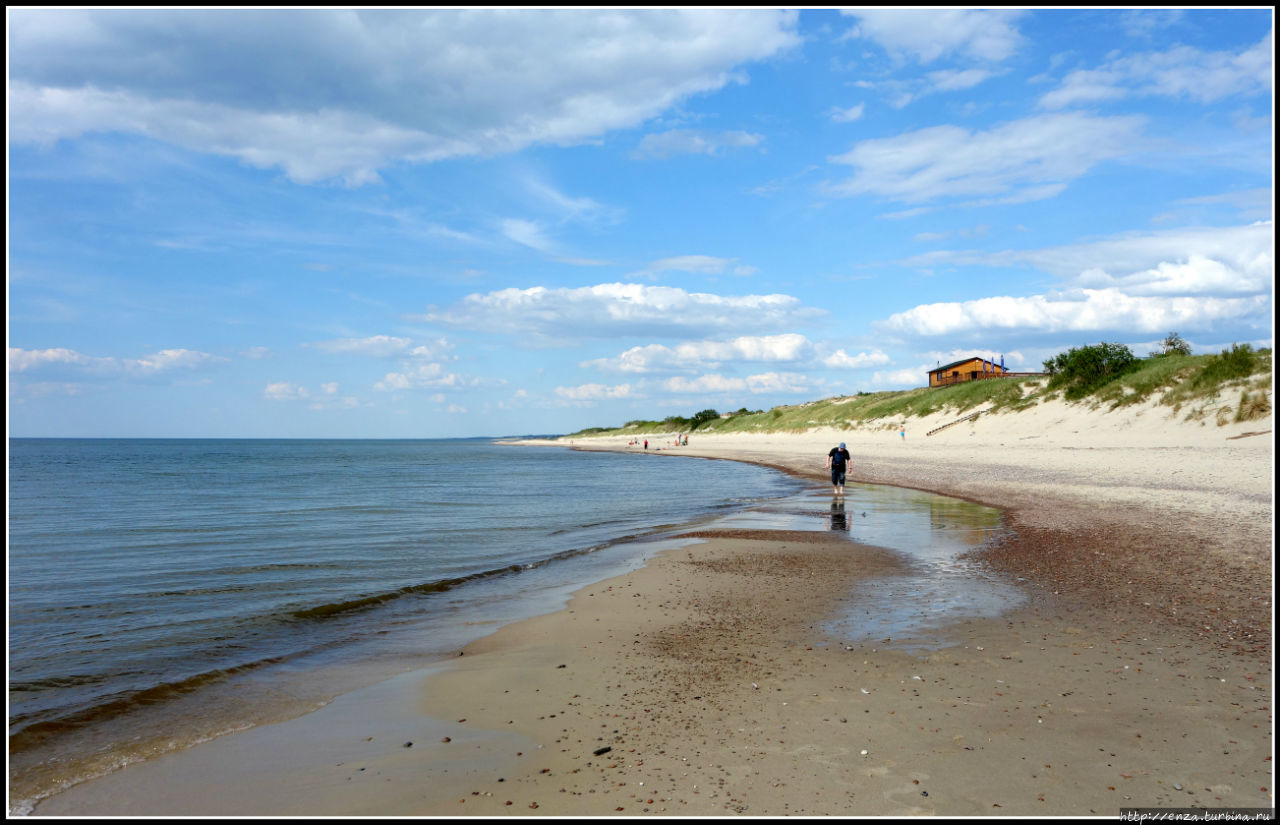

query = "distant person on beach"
900;427;906;440
826;441;851;496
644;439;648;450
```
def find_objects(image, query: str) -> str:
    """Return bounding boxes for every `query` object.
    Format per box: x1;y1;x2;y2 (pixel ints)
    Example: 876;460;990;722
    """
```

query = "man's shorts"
831;468;846;486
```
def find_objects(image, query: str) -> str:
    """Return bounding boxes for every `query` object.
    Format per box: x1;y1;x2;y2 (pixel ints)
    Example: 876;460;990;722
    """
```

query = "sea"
7;437;1019;814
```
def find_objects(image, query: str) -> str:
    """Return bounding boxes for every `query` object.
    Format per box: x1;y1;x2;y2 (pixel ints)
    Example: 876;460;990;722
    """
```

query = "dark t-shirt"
828;447;850;469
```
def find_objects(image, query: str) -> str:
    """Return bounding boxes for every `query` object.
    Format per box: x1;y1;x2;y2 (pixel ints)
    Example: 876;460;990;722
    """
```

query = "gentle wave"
9;656;286;751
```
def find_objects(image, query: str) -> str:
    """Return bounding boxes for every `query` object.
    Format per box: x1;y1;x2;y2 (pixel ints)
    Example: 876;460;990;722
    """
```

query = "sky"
7;8;1274;438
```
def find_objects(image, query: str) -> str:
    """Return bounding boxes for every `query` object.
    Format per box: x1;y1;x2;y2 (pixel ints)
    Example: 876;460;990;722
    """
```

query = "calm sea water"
8;437;803;813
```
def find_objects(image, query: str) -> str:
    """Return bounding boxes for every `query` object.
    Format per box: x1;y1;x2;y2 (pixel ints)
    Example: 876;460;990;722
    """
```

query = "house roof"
933;356;1002;373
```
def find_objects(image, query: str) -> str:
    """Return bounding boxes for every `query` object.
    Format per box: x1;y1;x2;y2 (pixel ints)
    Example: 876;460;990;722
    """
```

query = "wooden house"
929;356;1008;388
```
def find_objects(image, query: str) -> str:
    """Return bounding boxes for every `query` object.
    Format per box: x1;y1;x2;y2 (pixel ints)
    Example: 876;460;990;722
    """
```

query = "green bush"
1045;342;1140;400
1192;343;1258;390
688;408;721;429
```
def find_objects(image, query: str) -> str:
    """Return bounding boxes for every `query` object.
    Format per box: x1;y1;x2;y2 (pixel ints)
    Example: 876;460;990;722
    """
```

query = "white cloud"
417;282;825;340
9;9;800;185
661;371;814;395
906;222;1273;297
264;381;310;401
632;129;763;160
880;288;1268;337
310;335;455;359
311;335;412;357
842;9;1025;64
829;103;865;123
871;366;930;388
821;349;891;369
128;348;223;373
662;374;746;394
1076;254;1267;297
586;334;812;373
374;362;475;391
827;112;1146;205
632;255;739;278
554;382;636;401
1040;29;1273;109
9;346;226;377
744;371;814;394
9;347;99;372
882;225;1273;342
926;67;996;91
584;334;889;375
501;218;557;253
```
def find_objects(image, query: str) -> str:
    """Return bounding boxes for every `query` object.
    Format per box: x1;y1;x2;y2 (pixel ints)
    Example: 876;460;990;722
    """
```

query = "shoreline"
30;407;1274;816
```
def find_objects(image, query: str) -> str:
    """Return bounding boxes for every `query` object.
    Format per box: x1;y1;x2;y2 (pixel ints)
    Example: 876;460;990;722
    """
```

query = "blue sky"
7;8;1274;438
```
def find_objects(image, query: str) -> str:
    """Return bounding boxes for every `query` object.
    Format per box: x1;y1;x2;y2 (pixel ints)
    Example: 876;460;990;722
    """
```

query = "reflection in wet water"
702;482;1024;653
827;498;848;531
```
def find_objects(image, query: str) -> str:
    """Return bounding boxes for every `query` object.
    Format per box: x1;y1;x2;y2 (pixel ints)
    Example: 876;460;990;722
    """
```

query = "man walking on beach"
826;441;851;496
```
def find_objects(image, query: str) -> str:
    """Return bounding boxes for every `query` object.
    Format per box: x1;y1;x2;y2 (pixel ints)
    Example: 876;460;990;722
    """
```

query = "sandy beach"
30;396;1273;816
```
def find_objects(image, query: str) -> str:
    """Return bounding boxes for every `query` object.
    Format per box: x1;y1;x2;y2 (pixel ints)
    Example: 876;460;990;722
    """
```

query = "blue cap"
839;442;845;448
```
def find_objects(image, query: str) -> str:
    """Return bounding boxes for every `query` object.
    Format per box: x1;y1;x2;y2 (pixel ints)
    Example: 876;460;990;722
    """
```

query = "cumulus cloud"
826;112;1146;205
416;282;825;341
264;381;310;401
1040;29;1273;109
880;288;1267;337
9;9;800;184
374;362;477;392
9;347;99;372
882;222;1274;343
821;349;892;369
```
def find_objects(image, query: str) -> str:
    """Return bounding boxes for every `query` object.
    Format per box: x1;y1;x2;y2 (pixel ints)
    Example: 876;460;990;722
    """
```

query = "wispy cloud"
10;346;227;378
1040;29;1272;109
826;112;1146;205
554;382;637;403
632;129;764;160
583;334;888;374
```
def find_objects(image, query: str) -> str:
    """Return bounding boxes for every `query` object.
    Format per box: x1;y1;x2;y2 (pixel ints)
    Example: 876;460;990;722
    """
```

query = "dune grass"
564;347;1272;438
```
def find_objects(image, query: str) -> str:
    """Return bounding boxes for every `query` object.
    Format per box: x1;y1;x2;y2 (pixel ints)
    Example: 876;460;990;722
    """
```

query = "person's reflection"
828;498;848;531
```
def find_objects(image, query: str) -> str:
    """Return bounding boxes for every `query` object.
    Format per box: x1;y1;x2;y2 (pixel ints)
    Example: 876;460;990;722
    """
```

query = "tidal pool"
700;482;1025;653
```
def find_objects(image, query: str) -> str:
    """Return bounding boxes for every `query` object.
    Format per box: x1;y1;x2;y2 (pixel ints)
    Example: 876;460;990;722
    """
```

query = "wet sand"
31;403;1274;816
405;497;1272;816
